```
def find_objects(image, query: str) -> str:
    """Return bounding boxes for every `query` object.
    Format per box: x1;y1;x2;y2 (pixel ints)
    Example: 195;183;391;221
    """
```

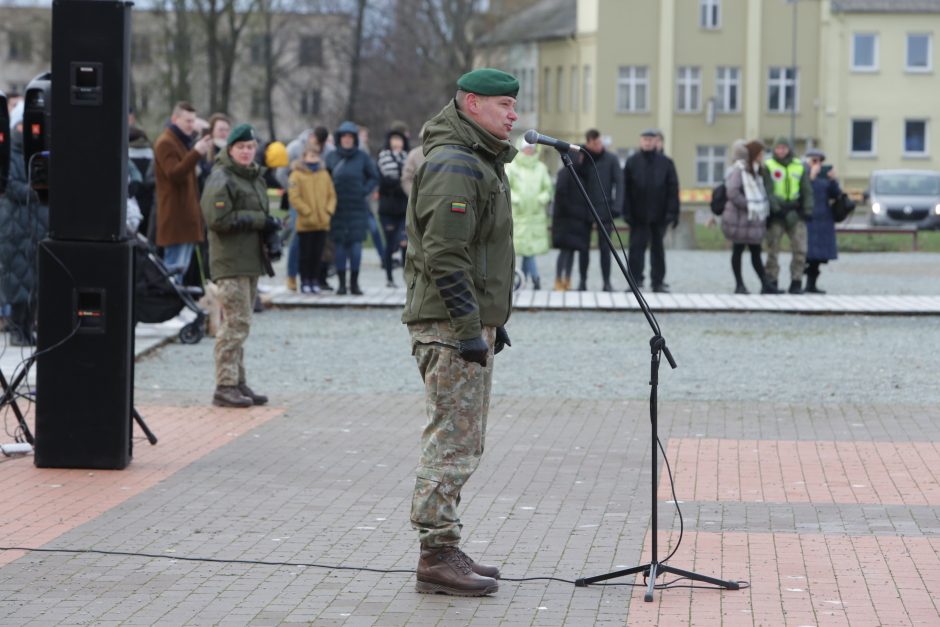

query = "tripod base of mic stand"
576;561;739;602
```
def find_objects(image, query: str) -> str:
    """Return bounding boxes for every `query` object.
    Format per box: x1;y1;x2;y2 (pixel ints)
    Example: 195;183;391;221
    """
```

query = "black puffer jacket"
551;167;592;251
0;131;49;307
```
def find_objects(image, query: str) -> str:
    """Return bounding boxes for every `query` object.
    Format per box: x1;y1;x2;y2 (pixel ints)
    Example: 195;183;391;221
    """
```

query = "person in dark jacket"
623;128;679;293
200;124;280;408
804;148;842;294
376;128;410;287
0;121;48;345
578;129;623;291
325;121;380;295
551;166;592;291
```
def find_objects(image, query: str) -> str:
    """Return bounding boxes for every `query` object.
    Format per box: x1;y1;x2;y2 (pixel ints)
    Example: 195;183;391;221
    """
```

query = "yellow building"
478;0;940;193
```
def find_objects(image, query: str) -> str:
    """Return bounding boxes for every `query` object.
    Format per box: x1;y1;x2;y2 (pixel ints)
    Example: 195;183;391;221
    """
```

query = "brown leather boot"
457;547;500;579
237;383;268;405
416;546;498;596
213;386;252;408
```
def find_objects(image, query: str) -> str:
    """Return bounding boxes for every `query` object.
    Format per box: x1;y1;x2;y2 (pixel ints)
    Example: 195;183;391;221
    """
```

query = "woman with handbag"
804;148;843;294
721;140;775;294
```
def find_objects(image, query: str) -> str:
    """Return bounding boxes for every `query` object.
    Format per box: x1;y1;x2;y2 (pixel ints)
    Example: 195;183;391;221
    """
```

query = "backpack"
710;182;727;216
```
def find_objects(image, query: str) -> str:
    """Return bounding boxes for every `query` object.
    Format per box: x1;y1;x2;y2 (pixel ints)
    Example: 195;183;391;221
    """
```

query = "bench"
835;224;919;251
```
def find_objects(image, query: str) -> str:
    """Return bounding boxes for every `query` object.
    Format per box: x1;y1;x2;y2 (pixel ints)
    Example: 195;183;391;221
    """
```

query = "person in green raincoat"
505;137;551;289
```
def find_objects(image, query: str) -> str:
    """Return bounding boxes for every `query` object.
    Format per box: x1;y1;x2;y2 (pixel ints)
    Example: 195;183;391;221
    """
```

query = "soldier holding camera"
200;123;281;408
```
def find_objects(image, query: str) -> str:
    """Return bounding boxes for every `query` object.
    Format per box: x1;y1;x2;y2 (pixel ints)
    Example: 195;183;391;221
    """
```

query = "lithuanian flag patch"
215;201;226;208
450;201;467;213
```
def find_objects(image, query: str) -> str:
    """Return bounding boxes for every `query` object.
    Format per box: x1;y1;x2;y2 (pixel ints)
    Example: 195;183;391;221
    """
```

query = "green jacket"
401;99;517;340
201;152;270;280
765;155;813;223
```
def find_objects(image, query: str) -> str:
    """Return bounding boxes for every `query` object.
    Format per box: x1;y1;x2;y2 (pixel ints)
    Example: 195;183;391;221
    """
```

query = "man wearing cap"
402;67;518;597
201;123;281;408
154;101;214;282
623;128;680;292
765;136;813;294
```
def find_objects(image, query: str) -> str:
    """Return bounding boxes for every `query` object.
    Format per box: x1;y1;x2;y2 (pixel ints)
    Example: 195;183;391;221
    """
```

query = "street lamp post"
788;0;798;147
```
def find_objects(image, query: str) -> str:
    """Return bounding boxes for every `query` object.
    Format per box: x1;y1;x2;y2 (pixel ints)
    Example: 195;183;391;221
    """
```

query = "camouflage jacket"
401;99;517;340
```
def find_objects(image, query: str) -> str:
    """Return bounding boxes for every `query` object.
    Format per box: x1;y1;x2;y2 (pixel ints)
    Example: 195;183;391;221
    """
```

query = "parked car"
867;169;940;229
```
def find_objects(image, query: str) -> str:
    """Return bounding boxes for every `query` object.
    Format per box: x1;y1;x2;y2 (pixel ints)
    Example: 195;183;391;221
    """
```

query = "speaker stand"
0;363;34;445
132;407;157;445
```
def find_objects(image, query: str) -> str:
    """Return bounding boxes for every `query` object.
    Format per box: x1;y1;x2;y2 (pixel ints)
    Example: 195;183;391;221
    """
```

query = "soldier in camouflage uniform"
201;124;280;408
402;68;519;596
764;136;813;294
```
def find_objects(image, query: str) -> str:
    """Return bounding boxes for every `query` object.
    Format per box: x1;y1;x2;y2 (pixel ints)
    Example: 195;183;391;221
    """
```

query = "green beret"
227;123;257;146
457;68;519;98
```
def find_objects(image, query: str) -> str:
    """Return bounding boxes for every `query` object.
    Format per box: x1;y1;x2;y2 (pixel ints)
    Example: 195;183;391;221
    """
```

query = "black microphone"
523;129;582;153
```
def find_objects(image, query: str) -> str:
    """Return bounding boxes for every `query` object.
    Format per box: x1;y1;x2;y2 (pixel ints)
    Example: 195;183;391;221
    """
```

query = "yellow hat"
265;141;288;168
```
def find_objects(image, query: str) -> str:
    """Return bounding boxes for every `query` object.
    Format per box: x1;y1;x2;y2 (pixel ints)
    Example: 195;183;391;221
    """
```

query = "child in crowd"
288;143;336;293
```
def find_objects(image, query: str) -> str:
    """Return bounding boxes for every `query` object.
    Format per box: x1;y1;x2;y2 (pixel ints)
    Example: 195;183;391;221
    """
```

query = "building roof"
478;0;576;46
832;0;940;12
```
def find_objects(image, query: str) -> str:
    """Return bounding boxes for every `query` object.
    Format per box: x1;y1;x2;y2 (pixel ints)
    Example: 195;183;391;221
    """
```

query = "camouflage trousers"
764;219;807;283
214;276;258;387
409;321;497;548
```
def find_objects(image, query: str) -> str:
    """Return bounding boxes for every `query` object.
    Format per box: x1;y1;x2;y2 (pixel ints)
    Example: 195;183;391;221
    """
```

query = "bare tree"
191;0;259;114
152;0;194;108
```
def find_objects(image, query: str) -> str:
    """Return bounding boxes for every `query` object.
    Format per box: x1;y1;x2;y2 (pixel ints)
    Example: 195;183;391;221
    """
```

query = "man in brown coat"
154;101;213;281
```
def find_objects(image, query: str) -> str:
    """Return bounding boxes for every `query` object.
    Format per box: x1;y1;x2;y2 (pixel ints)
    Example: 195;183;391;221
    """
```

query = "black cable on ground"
0;546;748;592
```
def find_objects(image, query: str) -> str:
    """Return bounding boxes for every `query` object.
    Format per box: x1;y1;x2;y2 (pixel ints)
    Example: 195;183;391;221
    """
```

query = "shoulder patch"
451;201;467;214
215;201;226;208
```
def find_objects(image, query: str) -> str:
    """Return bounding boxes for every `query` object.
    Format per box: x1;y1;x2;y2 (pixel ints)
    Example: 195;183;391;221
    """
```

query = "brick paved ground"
2;387;939;625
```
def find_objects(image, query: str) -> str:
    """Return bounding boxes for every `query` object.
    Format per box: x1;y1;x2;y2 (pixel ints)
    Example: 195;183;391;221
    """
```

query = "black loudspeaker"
0;90;8;197
23;73;51;202
35;239;135;469
49;0;131;241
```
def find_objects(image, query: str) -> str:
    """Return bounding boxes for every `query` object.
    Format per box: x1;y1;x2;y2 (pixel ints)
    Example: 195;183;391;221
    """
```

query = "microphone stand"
556;148;739;601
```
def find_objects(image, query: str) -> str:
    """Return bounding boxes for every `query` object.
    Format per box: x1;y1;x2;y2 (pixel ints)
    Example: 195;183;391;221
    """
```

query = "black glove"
233;213;256;231
458;335;488;368
494;326;511;354
263;214;282;234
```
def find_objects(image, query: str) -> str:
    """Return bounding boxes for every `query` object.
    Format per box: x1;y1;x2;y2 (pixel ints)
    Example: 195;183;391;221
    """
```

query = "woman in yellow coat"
288;142;337;293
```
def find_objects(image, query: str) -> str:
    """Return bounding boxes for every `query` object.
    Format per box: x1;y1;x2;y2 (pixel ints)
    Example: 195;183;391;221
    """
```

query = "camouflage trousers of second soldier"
215;276;259;387
764;218;807;283
408;321;497;548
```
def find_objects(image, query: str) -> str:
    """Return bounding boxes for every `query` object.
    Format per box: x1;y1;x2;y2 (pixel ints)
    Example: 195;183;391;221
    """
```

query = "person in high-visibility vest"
764;137;813;294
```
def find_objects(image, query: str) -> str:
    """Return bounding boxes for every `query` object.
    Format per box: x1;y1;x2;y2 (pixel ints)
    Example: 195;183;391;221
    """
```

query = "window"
570;65;579;113
8;32;31;61
850;119;876;155
250;35;267;66
699;0;720;29
695;145;726;186
583;65;592;112
907;33;932;72
851;33;878;71
616;65;648;113
715;66;740;113
525;68;535;113
251;88;265;117
300;89;321;116
543;67;551;112
767;66;798;113
299;36;322;67
676;66;701;112
556;66;564;112
131;35;151;64
904;119;928;156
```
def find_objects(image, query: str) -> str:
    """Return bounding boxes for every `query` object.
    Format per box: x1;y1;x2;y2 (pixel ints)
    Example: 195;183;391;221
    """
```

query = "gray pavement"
2;247;940;625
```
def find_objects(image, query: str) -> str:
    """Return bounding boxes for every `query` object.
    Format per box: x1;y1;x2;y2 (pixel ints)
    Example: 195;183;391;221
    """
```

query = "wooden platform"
270;287;940;315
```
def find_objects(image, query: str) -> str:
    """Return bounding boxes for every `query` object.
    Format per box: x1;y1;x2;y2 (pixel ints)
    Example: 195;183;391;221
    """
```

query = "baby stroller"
133;234;207;344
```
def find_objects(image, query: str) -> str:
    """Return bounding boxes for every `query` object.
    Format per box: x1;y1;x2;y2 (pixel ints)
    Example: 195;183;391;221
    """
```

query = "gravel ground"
136;306;938;407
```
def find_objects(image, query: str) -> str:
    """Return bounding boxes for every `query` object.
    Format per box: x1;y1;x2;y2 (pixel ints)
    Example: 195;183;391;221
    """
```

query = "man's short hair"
172;101;196;118
585;129;601;142
314;126;329;145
